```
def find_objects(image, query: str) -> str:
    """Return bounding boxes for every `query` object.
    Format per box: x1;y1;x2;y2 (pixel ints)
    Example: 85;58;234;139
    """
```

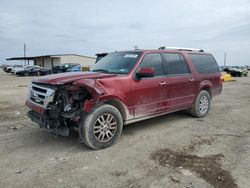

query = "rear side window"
138;53;164;76
163;53;190;75
189;54;220;74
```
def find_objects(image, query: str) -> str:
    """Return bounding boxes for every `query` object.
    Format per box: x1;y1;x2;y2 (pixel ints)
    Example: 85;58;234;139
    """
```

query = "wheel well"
201;87;212;98
103;100;127;121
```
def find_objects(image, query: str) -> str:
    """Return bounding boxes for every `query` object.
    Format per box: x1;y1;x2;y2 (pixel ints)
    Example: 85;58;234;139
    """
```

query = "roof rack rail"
158;46;204;52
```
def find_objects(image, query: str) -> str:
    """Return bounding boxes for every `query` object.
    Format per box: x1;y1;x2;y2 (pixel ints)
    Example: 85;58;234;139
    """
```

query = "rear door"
162;53;196;111
131;53;167;118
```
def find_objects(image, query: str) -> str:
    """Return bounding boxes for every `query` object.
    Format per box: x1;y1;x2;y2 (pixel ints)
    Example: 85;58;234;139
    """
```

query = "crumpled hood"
32;72;117;85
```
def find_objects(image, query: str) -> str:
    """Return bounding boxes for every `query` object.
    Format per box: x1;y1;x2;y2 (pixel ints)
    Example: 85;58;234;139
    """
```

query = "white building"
7;54;96;69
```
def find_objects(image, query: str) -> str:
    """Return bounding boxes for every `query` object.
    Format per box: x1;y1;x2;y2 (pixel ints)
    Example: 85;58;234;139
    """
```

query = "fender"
199;80;212;90
72;79;106;97
72;79;105;112
196;80;212;98
72;79;131;119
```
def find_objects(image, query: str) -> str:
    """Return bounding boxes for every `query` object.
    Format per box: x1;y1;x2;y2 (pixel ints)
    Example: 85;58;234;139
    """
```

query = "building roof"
6;54;95;61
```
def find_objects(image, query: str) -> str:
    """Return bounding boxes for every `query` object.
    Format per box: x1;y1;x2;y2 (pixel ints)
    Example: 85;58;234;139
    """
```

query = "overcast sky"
1;0;250;65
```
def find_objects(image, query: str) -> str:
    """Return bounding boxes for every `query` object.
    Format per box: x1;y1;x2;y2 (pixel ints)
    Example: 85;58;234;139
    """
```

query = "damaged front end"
26;81;98;137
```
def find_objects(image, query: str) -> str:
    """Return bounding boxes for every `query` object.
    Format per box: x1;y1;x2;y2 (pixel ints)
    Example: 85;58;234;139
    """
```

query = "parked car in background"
223;66;248;77
52;63;80;73
66;65;81;72
2;66;9;72
26;47;222;149
11;65;36;74
0;65;7;70
4;65;23;73
16;66;52;76
1;65;9;71
13;65;39;75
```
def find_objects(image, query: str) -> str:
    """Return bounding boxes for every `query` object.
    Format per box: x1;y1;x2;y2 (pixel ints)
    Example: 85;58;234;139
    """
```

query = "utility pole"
223;52;227;66
24;43;27;66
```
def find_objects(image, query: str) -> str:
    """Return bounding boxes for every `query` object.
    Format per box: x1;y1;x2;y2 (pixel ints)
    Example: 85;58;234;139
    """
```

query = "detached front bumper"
27;110;47;128
25;83;70;136
27;110;70;137
25;99;45;114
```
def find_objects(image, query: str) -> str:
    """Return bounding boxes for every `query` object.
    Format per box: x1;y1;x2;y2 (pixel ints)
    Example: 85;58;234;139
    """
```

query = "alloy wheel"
93;113;117;142
199;95;209;115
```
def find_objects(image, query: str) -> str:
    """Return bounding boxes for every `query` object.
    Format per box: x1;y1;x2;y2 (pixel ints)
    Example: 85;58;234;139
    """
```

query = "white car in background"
13;66;39;75
4;65;23;73
11;66;24;74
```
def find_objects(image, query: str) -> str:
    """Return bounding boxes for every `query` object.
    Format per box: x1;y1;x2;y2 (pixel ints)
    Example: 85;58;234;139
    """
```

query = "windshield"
91;52;142;74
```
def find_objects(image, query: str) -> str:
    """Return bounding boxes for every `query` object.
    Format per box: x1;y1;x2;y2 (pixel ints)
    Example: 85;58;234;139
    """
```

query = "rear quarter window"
189;54;220;74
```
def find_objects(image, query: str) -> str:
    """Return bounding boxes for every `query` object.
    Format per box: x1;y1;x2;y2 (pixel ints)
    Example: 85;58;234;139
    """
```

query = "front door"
131;53;166;118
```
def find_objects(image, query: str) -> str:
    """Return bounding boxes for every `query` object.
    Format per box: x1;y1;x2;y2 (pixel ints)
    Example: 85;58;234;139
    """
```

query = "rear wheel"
189;90;211;118
79;104;123;149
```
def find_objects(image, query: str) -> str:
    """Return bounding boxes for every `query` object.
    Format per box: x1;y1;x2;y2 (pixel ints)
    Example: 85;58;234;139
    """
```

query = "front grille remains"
29;83;55;108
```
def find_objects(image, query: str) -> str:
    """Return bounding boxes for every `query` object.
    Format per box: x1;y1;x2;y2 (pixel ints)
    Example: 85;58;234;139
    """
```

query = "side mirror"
136;67;154;79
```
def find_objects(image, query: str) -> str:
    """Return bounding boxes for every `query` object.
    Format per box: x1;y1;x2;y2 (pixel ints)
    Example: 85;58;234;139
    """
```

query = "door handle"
189;78;195;82
159;81;166;86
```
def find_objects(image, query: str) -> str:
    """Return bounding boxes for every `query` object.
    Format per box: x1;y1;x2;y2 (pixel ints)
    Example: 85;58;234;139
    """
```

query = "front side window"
163;53;190;75
91;52;142;74
137;53;164;76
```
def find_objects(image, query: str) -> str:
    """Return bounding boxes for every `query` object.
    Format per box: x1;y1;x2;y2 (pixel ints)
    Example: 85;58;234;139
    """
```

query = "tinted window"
189;54;220;74
163;53;190;75
138;53;164;76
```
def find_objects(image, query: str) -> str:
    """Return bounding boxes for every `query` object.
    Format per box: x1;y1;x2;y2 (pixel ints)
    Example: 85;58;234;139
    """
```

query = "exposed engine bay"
27;82;91;137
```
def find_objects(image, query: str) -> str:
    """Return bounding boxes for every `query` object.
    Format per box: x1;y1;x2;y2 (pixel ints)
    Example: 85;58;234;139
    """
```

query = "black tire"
79;104;123;149
24;72;29;76
189;90;211;118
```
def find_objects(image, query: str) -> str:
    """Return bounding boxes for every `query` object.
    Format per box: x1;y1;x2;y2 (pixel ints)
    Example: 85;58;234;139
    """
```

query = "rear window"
189;54;220;74
163;53;190;75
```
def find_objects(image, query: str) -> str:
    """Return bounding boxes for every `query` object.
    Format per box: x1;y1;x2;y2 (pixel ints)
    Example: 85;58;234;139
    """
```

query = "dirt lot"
0;70;250;188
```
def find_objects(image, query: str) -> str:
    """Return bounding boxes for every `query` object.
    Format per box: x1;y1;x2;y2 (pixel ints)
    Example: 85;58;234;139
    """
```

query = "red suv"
26;48;222;149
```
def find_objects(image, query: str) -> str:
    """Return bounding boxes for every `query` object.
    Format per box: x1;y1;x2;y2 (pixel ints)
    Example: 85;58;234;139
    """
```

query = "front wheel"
189;90;211;118
79;104;123;149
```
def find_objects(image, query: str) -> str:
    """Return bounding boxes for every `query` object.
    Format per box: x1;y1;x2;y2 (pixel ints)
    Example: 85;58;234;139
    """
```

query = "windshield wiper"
92;69;110;73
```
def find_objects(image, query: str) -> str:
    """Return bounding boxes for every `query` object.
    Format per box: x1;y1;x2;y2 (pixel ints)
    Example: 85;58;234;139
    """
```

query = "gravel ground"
0;70;249;188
